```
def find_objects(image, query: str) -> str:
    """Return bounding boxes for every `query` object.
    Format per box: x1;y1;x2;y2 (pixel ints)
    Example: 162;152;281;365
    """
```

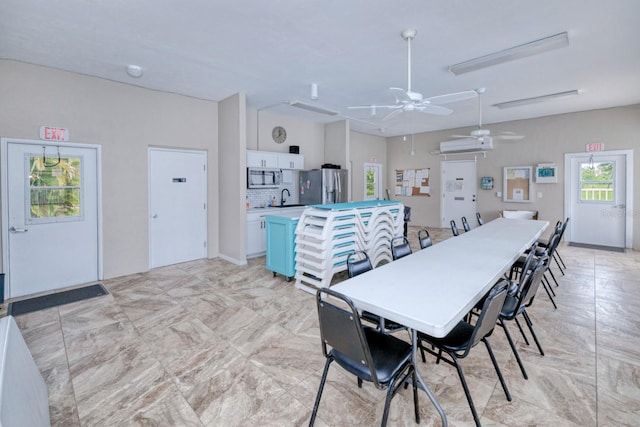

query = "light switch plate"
537;192;543;198
496;191;502;197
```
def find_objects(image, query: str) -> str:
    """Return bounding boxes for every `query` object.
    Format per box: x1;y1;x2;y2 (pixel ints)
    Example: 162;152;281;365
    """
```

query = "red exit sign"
40;126;69;141
586;142;604;152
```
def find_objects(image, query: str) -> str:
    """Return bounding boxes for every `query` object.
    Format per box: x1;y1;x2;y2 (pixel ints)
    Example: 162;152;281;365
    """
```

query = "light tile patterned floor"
7;225;640;426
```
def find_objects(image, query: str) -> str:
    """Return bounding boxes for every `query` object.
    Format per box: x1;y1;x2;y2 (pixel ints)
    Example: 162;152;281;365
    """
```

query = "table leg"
412;329;447;426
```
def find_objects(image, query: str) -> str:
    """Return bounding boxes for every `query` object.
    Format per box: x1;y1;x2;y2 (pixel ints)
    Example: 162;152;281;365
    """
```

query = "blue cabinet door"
266;216;298;280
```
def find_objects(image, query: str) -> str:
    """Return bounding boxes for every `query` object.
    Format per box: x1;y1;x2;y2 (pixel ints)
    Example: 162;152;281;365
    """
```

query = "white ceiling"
1;0;639;137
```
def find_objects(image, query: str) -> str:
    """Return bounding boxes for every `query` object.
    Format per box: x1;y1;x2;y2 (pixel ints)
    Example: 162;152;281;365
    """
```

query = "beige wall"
349;131;387;202
246;108;325;168
218;93;246;264
386;105;640;248
0;60;219;278
324;120;350;170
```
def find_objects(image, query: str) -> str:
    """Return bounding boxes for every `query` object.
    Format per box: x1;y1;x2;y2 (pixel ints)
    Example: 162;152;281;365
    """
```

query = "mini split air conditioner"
439;137;494;153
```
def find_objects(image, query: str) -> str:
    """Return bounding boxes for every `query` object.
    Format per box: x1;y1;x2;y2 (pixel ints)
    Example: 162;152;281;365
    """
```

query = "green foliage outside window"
29;156;81;219
580;162;613;201
366;170;375;197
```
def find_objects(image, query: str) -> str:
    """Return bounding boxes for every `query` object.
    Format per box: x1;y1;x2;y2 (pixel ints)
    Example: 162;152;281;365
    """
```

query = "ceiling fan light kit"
493;89;579;109
448;32;569;75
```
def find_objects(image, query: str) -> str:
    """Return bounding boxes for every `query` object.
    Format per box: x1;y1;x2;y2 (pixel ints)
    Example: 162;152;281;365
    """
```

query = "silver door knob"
152;214;158;219
9;226;28;233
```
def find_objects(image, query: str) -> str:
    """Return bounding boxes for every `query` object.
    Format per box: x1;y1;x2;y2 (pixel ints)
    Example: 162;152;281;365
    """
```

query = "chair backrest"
476;212;484;226
391;236;412;260
558;217;569;240
544;223;563;259
518;254;549;309
464;280;509;355
315;288;379;385
418;228;433;249
516;243;538;289
461;216;471;232
347;251;373;278
450;220;459;236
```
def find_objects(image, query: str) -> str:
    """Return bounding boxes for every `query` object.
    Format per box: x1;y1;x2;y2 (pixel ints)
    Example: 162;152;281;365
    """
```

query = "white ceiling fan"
451;88;525;142
348;28;477;121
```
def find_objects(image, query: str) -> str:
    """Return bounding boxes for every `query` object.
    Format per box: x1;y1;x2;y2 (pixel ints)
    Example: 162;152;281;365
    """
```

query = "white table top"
332;218;549;338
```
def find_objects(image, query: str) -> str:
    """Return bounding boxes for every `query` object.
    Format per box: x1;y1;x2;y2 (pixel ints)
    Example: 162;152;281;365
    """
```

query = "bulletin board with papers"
395;168;430;196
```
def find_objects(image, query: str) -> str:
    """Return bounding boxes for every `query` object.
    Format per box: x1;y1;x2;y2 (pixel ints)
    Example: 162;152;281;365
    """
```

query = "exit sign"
586;142;604;152
40;126;69;141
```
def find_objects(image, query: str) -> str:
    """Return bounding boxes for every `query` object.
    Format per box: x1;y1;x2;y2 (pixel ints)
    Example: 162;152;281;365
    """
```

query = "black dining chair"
450;219;460;237
499;255;549;380
347;251;406;334
418;228;433;249
310;288;420;426
461;216;471;232
418;280;511;427
476;212;484;226
537;218;569;275
391;236;412;260
346;250;373;278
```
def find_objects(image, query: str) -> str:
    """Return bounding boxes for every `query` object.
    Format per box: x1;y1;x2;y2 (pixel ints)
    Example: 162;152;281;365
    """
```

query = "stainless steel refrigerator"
299;169;348;205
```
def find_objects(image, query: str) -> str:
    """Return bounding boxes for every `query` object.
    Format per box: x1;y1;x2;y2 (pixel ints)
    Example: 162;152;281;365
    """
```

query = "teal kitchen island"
265;213;300;281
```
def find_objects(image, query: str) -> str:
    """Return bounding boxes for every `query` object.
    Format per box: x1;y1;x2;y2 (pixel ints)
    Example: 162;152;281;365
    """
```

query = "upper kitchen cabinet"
247;150;278;168
278;153;305;170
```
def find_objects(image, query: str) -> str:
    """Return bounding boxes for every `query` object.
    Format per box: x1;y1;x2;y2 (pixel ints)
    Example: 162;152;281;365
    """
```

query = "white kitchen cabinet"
277;153;304;170
246;207;307;258
246;212;267;257
247;150;278;168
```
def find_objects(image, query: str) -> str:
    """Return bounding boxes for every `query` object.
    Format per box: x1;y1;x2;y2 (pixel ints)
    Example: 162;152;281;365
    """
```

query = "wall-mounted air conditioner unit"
439;137;493;153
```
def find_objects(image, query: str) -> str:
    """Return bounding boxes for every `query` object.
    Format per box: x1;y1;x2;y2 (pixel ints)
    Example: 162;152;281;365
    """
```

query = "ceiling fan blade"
382;108;405;121
424;90;478;105
496;133;525;140
389;87;410;103
348;104;402;109
416;104;453;116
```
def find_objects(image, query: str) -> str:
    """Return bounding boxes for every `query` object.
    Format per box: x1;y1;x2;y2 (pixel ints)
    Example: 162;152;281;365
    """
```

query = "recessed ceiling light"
126;64;143;78
449;32;569;75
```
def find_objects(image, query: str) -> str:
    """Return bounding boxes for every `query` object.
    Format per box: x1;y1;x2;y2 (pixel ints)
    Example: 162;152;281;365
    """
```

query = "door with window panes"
364;163;382;200
4;140;99;298
569;153;626;248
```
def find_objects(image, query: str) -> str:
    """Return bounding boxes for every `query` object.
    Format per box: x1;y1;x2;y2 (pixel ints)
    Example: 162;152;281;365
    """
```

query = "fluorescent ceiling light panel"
288;100;338;115
449;32;569;75
493;90;579;109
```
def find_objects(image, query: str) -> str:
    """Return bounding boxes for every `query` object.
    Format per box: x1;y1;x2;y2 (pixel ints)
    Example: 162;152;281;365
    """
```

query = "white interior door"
567;152;627;248
2;139;100;298
441;160;477;228
149;148;207;268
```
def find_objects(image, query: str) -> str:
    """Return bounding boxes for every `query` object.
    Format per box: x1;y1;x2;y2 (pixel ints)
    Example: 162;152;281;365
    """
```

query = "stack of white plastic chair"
294;201;404;293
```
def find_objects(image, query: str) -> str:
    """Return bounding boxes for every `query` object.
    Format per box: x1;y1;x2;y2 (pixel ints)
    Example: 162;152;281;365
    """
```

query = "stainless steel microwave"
247;168;282;188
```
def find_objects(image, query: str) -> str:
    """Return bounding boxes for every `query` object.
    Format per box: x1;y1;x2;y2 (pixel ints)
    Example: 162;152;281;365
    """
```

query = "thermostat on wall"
536;164;557;183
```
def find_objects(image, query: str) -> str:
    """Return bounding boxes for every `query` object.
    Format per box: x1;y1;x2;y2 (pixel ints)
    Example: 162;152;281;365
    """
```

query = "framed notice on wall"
395;168;430;196
503;166;532;203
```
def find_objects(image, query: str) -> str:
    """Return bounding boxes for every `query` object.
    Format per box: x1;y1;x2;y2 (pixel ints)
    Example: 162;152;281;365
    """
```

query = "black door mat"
568;242;625;253
7;284;108;316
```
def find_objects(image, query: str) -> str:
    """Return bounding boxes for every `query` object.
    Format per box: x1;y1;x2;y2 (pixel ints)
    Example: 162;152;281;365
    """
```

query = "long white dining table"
331;217;549;426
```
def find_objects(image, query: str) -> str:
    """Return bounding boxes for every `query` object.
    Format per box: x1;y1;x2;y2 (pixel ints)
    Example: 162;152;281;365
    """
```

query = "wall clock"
272;126;287;144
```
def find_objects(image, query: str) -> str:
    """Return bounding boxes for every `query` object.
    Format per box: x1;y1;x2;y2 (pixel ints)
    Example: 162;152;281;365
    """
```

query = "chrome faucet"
280;188;291;206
